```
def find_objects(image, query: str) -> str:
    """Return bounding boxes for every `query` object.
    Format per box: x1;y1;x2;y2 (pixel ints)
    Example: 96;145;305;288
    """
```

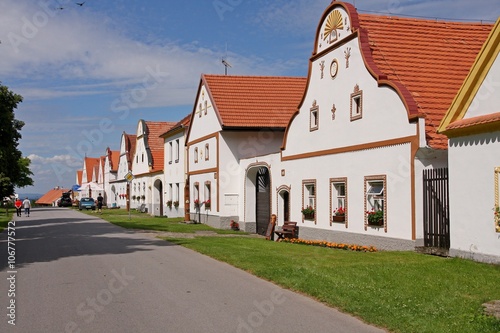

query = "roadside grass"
165;236;500;333
0;210;13;232
80;208;245;234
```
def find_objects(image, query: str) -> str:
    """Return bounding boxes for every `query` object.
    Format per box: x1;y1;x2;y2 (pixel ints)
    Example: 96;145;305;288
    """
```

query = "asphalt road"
0;207;386;333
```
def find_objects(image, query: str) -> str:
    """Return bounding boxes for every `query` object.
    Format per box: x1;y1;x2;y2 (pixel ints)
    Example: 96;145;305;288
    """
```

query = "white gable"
188;84;222;142
464;55;500;119
316;6;353;55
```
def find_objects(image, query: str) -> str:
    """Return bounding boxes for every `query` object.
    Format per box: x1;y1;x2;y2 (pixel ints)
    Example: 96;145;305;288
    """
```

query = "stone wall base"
449;248;500;265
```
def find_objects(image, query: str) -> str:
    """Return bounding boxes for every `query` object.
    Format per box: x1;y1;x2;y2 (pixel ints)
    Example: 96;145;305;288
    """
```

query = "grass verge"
80;207;245;234
0;210;13;232
165;236;500;333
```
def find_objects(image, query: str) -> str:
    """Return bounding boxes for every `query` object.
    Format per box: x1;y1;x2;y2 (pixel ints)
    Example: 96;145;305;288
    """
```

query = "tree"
0;83;33;200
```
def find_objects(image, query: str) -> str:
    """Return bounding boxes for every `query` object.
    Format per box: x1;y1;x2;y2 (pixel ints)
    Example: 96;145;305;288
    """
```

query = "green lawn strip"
80;208;246;234
164;236;500;333
0;210;13;232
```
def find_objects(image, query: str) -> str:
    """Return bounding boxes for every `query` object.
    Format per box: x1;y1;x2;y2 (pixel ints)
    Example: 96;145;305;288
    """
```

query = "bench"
274;221;298;240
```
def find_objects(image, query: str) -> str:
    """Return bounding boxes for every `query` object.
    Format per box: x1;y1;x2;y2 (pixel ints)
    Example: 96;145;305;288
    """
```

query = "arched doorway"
255;167;270;235
153;179;163;216
277;186;290;224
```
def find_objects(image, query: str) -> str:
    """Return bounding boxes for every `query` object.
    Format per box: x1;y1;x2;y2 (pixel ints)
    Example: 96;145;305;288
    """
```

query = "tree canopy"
0;83;33;199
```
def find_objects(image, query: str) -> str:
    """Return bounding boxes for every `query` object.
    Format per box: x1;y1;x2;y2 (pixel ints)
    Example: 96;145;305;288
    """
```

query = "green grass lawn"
165;237;500;333
89;208;500;333
80;207;244;234
0;209;13;232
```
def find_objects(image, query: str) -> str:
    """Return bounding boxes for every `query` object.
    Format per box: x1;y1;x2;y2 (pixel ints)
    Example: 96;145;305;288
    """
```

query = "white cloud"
28;154;81;168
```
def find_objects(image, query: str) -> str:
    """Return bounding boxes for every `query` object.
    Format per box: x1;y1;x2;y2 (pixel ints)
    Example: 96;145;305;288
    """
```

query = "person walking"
15;198;22;217
97;193;104;214
23;197;31;217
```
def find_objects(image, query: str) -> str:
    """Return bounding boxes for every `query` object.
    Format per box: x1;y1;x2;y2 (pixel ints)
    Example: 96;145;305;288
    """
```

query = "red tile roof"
106;148;120;172
76;170;83;185
203;75;307;129
124;133;137;171
356;13;493;149
36;188;70;206
160;113;191;138
145;121;176;171
446;112;500;130
84;157;100;182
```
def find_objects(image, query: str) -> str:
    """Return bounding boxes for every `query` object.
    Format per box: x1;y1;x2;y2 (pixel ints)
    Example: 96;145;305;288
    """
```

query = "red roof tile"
76;170;83;185
106;148;120;172
145;121;176;171
203;75;307;129
446;112;500;130
84;157;100;182
124;133;137;171
36;188;70;206
160;113;191;138
357;14;493;149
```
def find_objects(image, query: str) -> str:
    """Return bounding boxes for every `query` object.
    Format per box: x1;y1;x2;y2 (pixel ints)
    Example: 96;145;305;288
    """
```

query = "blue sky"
1;0;498;195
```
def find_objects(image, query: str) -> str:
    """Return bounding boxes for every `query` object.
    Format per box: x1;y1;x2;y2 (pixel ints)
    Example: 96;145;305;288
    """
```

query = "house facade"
438;19;500;263
111;132;136;210
130;120;175;215
239;2;492;250
161;114;190;219
185;75;306;230
103;147;120;207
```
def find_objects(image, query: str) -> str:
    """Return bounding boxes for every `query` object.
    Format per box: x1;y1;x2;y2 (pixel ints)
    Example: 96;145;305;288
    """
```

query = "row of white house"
75;2;500;263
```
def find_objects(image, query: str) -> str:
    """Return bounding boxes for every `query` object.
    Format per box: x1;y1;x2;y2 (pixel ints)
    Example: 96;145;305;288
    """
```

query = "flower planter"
303;213;315;220
332;215;345;222
368;219;384;226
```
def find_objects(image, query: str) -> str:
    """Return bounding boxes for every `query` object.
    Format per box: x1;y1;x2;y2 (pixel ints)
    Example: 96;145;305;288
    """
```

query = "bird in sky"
76;2;85;6
57;6;64;10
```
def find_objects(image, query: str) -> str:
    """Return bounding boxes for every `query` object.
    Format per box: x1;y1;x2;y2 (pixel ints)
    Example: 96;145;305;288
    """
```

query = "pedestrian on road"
97;193;104;214
15;198;22;217
23;197;31;217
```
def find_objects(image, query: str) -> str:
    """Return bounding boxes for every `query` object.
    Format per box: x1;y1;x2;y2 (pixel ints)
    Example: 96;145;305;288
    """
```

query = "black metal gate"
423;168;450;249
256;167;270;235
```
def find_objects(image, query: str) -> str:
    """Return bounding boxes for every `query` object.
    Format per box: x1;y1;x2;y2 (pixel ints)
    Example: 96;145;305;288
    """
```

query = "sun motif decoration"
323;10;344;44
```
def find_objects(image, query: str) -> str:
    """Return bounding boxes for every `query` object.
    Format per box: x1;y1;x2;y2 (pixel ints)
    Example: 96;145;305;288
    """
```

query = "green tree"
0;83;33;200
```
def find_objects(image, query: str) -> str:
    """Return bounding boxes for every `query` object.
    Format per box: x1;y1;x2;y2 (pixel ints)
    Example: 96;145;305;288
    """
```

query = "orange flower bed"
278;238;377;252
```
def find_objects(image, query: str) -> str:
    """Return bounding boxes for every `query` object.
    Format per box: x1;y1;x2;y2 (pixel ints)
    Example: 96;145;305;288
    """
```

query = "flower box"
332;215;345;222
366;210;384;226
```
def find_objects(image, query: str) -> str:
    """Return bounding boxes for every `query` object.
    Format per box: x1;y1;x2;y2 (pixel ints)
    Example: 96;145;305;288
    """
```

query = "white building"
111;132;136;210
161;114;190;219
185;74;306;229
130;120;175;215
103;147;120;207
438;19;500;263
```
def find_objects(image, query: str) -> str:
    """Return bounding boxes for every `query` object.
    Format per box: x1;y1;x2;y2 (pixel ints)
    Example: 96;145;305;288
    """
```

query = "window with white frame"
168;142;173;164
194;147;198;163
204;100;208;115
169;184;173;201
350;85;363;121
175;183;179;202
302;180;316;222
330;178;347;224
205;143;209;161
194;183;199;208
204;182;211;210
310;100;319;131
365;175;386;227
175;139;180;163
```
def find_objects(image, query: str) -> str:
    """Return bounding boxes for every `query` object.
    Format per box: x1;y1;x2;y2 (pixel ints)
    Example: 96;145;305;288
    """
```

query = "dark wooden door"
423;168;450;249
256;167;270;235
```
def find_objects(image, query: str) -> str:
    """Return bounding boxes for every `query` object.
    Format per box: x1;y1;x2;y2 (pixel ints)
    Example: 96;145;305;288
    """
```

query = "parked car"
58;191;73;207
79;197;96;210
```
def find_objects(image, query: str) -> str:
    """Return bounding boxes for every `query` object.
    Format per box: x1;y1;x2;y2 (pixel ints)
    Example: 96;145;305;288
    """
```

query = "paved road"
0;207;386;333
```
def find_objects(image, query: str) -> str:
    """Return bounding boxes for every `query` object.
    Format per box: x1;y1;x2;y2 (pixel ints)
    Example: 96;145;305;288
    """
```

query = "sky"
1;0;498;195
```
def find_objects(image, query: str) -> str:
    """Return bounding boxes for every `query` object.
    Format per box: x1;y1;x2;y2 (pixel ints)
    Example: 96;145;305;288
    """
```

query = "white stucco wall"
464;58;500;119
449;131;500;262
164;131;187;218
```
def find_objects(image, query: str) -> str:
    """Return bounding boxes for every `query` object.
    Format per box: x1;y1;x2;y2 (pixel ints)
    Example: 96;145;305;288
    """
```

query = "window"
302;180;316;223
194;183;199;208
198;103;202;118
350;85;363;121
204;100;208;115
175;139;180;163
330;178;347;225
169;184;173;201
175;183;180;202
204;181;211;210
194;147;198;163
365;175;387;229
495;167;500;232
141;153;144;163
310;100;319;131
168;142;173;164
205;143;209;161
